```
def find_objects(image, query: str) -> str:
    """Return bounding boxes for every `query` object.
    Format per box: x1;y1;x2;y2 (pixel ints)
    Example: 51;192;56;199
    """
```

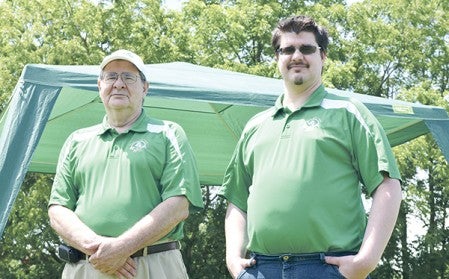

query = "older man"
48;49;203;279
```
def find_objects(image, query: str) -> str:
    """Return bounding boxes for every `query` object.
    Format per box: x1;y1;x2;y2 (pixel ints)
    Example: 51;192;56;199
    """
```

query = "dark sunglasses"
276;45;321;56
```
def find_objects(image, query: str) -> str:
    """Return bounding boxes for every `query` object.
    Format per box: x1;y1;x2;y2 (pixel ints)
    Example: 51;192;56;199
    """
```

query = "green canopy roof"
1;62;449;236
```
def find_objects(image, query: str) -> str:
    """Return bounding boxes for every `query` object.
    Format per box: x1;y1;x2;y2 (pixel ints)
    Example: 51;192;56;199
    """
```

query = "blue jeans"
236;252;371;279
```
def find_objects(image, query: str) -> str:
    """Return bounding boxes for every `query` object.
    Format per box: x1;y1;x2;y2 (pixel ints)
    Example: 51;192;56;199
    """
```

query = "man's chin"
106;100;129;109
293;78;304;85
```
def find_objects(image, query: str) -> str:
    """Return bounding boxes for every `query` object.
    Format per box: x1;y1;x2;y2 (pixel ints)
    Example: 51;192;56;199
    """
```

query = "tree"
178;0;281;76
0;173;62;278
181;187;228;278
393;84;449;279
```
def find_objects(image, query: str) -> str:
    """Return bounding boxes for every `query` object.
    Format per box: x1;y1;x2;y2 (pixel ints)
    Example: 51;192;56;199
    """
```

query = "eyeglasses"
101;72;141;85
276;45;321;56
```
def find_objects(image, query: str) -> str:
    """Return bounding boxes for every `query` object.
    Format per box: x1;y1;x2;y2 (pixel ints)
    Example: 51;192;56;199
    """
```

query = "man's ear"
320;51;327;61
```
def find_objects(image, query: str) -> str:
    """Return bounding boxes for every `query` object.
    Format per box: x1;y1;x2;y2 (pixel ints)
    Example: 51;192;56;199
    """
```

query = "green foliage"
391;84;449;278
181;187;228;278
0;173;63;278
179;0;281;71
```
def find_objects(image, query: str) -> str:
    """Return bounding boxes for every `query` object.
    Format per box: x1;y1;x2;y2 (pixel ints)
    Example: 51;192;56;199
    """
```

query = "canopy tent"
1;62;449;237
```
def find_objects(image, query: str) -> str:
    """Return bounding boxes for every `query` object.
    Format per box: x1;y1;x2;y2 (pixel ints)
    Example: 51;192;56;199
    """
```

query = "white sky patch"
162;0;185;10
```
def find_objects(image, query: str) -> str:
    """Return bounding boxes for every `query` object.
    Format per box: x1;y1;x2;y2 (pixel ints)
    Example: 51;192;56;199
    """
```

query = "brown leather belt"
82;241;180;259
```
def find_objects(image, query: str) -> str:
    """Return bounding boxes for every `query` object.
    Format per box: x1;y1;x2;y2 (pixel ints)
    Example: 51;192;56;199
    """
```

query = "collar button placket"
109;134;120;158
281;115;293;139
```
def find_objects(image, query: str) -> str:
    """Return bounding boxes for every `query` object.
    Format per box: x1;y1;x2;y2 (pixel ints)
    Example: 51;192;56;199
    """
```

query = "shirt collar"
99;110;148;135
272;84;327;117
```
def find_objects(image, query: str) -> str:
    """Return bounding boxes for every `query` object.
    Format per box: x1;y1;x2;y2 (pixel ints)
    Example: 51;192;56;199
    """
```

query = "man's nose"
291;48;304;60
113;75;126;87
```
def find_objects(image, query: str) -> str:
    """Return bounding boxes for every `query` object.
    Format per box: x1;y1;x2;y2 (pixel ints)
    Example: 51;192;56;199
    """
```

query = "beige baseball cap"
100;49;148;81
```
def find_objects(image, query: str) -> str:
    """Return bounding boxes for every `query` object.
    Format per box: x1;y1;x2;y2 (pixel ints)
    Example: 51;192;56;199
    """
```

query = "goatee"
294;77;304;85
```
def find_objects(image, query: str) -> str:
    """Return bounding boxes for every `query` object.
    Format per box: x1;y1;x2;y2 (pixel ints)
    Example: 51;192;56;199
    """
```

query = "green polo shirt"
220;85;401;254
49;111;203;239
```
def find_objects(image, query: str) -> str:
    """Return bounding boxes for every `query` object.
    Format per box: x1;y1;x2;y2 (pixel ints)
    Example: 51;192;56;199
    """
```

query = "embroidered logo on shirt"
305;117;321;130
129;140;148;152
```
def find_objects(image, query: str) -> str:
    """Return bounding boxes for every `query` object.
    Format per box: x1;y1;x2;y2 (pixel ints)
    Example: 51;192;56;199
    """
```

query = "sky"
162;0;363;10
162;0;185;10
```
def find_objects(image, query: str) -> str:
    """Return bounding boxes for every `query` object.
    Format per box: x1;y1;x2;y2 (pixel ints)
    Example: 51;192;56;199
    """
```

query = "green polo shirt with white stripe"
220;85;401;254
49;111;203;239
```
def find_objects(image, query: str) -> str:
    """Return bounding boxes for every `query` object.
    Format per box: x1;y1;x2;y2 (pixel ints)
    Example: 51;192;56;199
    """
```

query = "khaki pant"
61;249;188;279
